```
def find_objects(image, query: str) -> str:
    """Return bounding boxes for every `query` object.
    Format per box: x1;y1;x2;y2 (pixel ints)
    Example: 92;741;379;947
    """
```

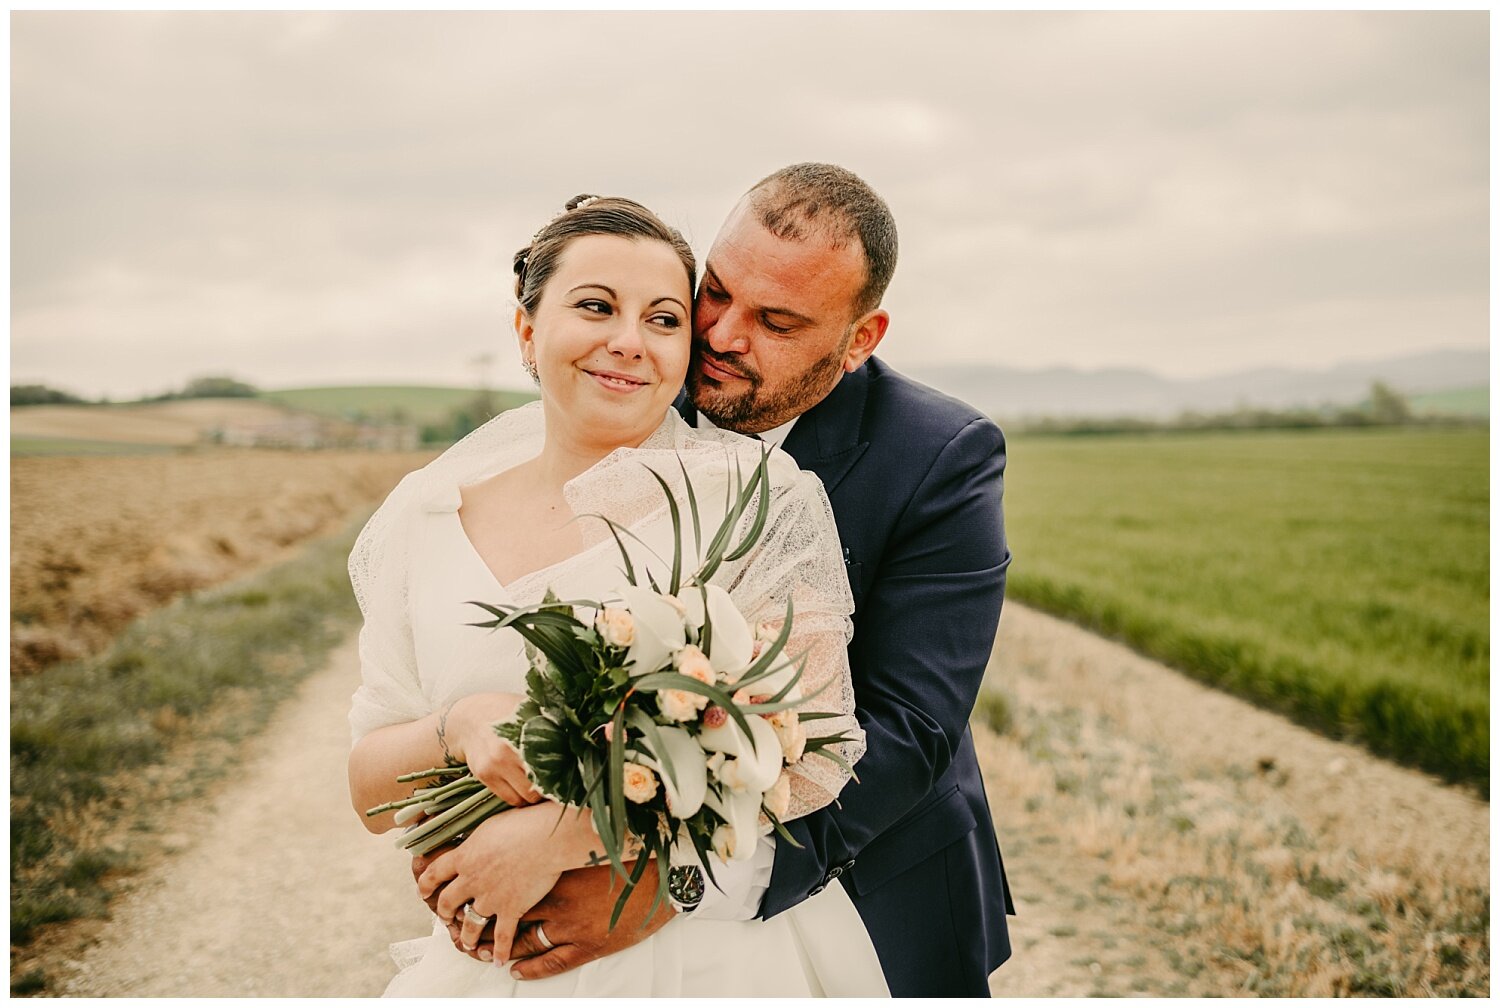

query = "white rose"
764;771;792;820
764;706;797;732
774;716;807;764
621;762;659;804
594;607;636;649
659;688;707;723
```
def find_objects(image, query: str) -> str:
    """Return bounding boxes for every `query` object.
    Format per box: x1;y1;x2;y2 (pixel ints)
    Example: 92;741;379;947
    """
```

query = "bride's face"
517;234;693;451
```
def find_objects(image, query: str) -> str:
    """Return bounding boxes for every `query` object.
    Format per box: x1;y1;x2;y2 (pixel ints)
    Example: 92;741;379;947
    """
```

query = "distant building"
207;416;418;451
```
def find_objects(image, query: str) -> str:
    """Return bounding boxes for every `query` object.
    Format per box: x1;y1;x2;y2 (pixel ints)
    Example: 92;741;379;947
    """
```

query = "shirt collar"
694;411;799;449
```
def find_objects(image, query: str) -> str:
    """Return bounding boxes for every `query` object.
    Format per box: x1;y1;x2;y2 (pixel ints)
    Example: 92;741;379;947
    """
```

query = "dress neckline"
446;507;618;604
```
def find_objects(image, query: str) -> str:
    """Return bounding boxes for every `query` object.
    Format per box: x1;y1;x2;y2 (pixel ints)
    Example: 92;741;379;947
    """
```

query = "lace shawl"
347;402;862;820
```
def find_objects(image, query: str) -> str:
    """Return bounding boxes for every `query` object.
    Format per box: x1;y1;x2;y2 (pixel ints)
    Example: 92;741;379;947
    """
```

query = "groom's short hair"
746;163;898;318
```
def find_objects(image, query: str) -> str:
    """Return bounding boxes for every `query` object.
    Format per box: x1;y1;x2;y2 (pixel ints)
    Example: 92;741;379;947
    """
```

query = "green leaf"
625;708;678;788
585;775;627;882
763;807;805;849
676;454;703;556
806;745;859;783
608;848;653;930
607;703;628;865
691;454;753;585
723;447;773;562
629;671;755;746
687;826;719;891
643;466;684;596
697;585;713;657
520;716;573;793
730;597;795;688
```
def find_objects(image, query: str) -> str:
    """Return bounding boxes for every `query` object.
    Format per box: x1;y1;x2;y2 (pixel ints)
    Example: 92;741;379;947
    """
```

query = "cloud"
11;11;1487;397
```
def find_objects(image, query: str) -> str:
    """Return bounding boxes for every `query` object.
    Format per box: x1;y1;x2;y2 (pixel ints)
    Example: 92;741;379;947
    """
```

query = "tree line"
1012;382;1481;435
12;376;258;406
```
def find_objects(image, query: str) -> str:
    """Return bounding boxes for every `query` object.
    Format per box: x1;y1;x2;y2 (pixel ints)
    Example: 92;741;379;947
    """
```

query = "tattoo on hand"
436;702;461;767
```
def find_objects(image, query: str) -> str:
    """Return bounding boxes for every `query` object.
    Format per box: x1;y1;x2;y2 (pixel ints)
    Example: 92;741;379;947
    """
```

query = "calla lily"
613;585;686;675
638;725;707;818
698;714;782;792
703;785;764;862
677;584;708;630
701;585;754;675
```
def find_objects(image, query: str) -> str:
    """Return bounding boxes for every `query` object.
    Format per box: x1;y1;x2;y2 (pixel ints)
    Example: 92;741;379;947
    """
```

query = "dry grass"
10;449;434;675
11;400;299;446
980;604;1488;997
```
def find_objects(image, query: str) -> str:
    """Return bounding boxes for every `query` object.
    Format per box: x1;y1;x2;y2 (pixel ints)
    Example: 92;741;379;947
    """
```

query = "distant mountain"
905;348;1489;420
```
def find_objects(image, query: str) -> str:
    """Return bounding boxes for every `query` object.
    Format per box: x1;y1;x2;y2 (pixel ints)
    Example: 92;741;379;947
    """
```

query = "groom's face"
689;202;869;435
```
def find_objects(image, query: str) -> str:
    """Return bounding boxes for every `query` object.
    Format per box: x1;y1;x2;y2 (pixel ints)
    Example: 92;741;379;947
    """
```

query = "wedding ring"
462;902;491;928
533;923;555;950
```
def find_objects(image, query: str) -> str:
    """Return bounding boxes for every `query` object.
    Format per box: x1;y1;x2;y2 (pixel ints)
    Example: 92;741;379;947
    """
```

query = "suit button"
843;859;856;872
828;866;843;878
809;884;825;896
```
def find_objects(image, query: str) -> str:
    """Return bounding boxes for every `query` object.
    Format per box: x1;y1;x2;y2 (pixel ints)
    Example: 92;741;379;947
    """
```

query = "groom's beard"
689;338;848;434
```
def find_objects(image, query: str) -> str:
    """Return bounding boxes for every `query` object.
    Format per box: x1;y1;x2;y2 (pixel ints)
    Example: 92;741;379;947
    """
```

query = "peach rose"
659;688;707;723
764;771;792;819
621;762;659;804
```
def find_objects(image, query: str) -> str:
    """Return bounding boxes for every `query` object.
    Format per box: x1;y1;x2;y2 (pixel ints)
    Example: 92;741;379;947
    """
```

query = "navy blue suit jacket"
681;357;1013;996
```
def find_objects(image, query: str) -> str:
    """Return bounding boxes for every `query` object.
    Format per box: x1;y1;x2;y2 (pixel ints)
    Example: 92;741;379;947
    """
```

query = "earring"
522;358;540;385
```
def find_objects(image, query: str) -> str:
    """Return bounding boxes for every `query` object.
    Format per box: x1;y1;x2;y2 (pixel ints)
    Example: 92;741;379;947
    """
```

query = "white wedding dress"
348;403;890;997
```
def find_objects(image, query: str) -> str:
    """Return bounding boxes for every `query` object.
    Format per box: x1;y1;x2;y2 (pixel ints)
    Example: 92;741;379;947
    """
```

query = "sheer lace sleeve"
722;468;863;821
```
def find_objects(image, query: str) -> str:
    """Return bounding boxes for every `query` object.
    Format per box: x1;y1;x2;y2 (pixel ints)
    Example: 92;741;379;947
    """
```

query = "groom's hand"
506;862;676;981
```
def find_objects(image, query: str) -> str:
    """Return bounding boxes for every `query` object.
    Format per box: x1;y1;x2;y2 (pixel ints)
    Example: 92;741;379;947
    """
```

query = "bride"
346;195;889;996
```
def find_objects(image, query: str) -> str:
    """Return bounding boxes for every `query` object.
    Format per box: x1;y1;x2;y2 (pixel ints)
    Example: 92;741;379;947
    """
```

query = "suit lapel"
673;389;697;426
782;364;871;494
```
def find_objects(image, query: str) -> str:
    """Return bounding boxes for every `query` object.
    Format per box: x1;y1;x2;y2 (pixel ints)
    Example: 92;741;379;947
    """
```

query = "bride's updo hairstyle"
513;194;696;316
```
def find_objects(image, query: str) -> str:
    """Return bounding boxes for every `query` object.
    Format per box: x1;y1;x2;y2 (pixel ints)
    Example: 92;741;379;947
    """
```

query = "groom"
433;163;1015;995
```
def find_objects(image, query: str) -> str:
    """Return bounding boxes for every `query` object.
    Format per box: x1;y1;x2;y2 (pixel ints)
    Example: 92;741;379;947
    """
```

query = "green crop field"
260;385;537;426
1409;385;1489;418
10;437;178;457
1001;426;1488;786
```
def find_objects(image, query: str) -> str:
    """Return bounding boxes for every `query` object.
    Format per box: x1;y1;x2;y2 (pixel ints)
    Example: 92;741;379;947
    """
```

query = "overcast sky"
10;11;1489;400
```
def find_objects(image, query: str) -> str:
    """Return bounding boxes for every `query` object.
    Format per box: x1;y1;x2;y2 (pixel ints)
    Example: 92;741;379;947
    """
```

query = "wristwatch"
667;864;704;913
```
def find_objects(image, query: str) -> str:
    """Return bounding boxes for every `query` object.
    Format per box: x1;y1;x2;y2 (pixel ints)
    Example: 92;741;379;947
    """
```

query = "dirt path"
43;637;431;997
983;605;1488;997
33;604;1489;996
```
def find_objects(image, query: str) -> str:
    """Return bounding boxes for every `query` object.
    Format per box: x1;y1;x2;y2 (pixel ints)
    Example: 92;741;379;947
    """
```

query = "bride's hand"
448;693;541;807
418;802;585;960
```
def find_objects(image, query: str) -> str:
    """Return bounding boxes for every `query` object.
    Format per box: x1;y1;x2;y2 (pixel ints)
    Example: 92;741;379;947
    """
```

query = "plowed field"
11;450;434;675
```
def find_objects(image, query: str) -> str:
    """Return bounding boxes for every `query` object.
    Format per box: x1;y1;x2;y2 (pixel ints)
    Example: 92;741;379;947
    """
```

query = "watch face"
669;865;705;907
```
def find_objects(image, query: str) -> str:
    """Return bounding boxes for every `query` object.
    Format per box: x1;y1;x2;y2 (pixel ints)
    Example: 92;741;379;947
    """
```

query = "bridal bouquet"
365;450;856;924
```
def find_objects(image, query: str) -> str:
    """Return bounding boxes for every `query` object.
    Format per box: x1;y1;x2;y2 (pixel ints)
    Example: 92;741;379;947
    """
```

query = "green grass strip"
1002;426;1488;788
10;516;369;952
